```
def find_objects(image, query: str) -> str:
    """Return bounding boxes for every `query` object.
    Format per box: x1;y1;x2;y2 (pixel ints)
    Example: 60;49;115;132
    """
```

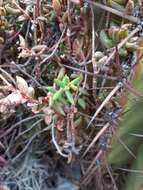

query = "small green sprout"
47;74;86;115
48;74;81;103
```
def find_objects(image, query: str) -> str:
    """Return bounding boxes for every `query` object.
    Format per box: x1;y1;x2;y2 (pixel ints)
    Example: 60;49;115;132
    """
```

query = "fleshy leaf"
53;89;63;101
65;90;74;105
47;86;56;93
69;84;78;91
64;86;70;91
16;76;28;95
70;76;81;86
78;98;86;109
49;96;54;107
53;102;65;115
28;87;35;98
57;68;66;79
62;75;70;86
54;79;65;88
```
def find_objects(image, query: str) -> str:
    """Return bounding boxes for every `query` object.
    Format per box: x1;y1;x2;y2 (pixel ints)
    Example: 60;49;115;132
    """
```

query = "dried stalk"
83;122;110;157
87;1;139;23
87;82;122;128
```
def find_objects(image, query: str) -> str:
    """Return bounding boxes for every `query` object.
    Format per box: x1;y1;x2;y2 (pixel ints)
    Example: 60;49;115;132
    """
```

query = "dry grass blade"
88;1;139;23
0;114;43;138
118;167;143;174
81;150;103;184
129;133;143;137
83;123;110;157
87;82;122;128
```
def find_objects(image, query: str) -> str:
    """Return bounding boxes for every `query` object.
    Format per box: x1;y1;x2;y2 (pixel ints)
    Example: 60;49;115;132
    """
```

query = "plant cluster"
1;0;143;190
